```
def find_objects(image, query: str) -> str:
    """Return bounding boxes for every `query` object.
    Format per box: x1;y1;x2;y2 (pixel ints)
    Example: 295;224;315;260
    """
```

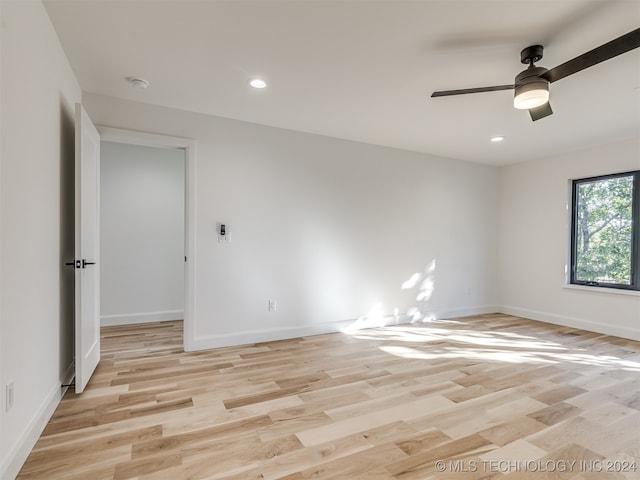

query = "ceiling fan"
431;28;640;121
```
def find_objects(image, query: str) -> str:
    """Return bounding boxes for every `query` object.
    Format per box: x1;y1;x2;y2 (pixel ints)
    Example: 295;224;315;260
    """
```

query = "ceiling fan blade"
431;84;514;97
542;28;640;83
529;102;553;121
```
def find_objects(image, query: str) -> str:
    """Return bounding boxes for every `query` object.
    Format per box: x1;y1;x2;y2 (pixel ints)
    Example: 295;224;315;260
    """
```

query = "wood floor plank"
113;453;182;480
16;314;640;479
385;432;495;478
295;394;455;447
295;442;409;479
478;415;547;446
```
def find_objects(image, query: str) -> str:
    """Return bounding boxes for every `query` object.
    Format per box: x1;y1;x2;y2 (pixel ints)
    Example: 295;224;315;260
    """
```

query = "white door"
74;103;101;393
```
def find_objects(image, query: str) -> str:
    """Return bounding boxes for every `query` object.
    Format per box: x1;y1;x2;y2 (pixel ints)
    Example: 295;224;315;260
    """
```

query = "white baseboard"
187;305;499;351
1;362;74;480
187;302;639;351
101;310;184;326
499;305;640;341
187;318;387;351
438;305;499;320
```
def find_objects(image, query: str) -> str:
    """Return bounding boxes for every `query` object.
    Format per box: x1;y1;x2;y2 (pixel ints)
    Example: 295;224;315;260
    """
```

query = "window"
571;170;639;291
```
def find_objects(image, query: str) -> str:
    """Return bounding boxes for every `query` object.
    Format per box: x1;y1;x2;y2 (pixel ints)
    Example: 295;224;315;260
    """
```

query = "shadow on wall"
59;97;75;380
402;259;437;323
342;259;438;332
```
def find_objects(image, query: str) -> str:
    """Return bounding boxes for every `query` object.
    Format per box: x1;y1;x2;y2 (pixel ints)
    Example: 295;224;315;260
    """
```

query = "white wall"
84;93;500;349
100;141;185;326
0;1;81;477
498;138;640;340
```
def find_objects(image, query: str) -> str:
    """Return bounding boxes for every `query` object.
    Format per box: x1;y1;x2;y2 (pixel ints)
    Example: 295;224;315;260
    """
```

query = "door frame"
98;127;196;351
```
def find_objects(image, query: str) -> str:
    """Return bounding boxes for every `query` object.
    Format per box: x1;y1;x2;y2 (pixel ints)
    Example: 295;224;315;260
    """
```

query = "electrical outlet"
6;381;14;412
268;300;277;312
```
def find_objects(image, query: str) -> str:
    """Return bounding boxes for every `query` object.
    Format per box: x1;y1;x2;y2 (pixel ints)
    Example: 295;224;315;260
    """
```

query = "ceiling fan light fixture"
514;83;549;109
513;66;549;110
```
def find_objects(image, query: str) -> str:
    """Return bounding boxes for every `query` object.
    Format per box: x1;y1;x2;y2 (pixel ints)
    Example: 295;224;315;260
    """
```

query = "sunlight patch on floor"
347;320;640;371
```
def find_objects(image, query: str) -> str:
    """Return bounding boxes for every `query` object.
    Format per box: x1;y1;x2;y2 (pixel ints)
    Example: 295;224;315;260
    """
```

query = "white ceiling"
44;0;640;166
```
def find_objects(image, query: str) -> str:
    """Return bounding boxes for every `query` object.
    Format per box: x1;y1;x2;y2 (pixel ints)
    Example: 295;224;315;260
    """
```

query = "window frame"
570;170;640;291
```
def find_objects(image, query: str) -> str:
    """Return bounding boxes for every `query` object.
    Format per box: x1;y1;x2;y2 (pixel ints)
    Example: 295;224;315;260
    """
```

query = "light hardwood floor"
18;314;640;479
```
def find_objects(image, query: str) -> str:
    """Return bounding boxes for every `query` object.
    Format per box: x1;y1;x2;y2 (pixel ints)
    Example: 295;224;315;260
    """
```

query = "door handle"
82;259;96;268
65;260;81;269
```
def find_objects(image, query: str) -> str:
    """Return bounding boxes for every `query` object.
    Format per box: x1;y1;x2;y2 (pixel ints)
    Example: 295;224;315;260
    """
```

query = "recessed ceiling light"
491;136;505;142
127;77;149;89
249;78;267;89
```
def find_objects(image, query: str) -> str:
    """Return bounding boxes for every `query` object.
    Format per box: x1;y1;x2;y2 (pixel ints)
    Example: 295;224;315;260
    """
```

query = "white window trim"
561;284;640;297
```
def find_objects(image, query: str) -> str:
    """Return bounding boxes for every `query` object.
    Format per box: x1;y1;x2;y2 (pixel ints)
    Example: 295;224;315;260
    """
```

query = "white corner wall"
0;1;81;478
100;141;185;326
498;138;640;340
84;93;500;350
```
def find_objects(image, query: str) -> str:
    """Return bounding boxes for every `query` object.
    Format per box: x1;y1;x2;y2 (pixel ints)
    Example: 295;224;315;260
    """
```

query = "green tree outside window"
571;171;639;290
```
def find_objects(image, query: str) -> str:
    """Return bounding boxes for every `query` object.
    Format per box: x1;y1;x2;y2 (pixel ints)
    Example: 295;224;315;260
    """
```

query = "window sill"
562;284;640;297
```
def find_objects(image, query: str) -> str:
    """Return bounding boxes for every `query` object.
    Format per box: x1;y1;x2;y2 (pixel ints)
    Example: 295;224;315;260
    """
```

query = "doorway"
97;127;196;352
101;141;185;325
